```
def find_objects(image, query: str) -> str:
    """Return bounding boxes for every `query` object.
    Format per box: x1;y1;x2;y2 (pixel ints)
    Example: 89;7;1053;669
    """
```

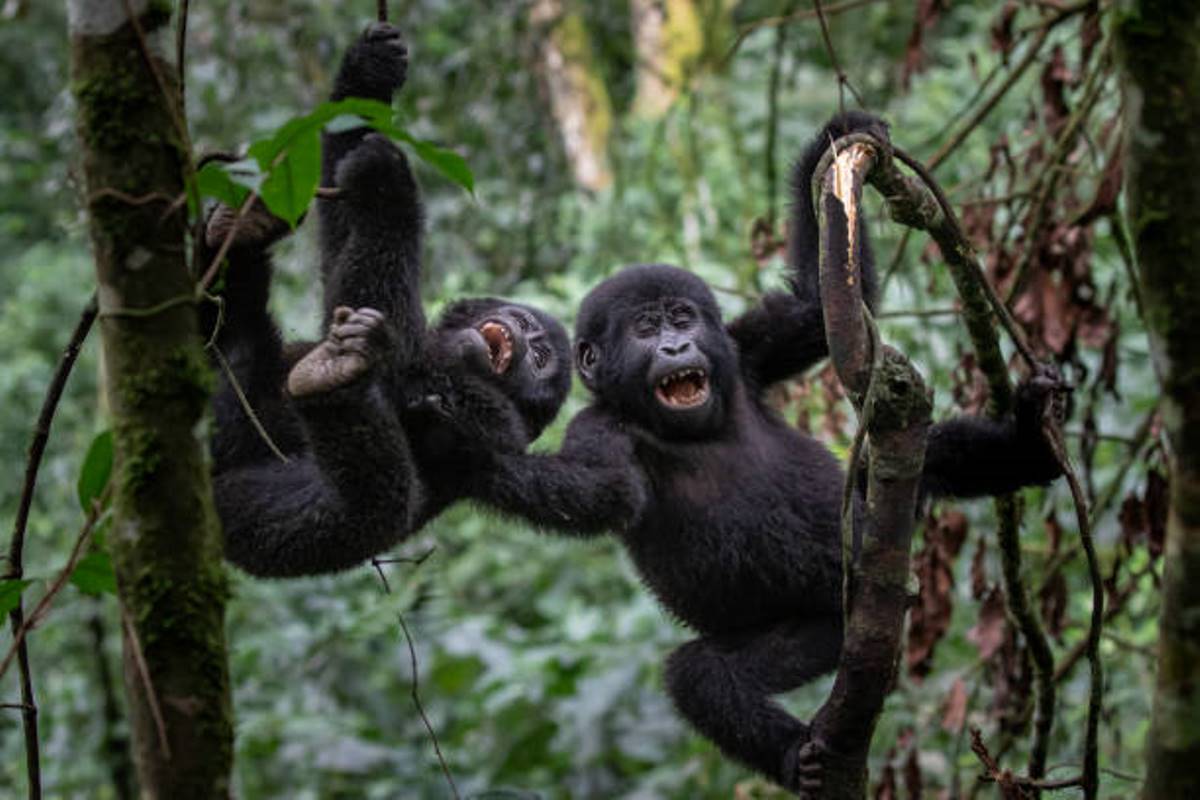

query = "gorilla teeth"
478;321;515;374
655;369;710;408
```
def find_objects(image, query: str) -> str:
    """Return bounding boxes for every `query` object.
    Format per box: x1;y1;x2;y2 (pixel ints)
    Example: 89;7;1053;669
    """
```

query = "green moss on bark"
1117;2;1200;797
69;3;234;797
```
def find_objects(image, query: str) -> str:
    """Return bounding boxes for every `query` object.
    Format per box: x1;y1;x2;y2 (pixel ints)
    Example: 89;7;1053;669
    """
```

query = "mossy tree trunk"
530;0;613;191
67;2;233;797
1115;4;1200;798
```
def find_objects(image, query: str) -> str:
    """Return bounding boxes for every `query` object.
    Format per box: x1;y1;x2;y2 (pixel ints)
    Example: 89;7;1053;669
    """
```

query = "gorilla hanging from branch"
469;112;1070;794
203;23;571;578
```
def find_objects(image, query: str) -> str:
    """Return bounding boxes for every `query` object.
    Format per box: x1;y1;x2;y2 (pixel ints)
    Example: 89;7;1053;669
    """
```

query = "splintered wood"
829;143;874;288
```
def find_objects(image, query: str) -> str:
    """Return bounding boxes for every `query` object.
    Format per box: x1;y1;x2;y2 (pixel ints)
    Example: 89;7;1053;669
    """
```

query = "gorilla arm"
920;368;1066;500
471;408;648;536
319;22;410;274
221;310;424;578
728;112;888;389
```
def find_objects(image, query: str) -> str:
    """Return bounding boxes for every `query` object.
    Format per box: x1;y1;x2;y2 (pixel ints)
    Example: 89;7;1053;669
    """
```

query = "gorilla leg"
664;617;842;787
202;202;307;473
219;309;422;577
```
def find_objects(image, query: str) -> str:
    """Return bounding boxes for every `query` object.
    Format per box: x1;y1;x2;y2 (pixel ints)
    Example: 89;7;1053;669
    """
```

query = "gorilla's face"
435;299;572;440
578;296;735;439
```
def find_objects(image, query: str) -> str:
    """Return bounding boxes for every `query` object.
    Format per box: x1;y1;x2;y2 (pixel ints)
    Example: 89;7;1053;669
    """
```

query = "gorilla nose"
659;340;691;357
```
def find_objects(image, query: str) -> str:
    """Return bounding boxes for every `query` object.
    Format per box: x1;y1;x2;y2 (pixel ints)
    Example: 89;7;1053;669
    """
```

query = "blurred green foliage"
0;1;1160;797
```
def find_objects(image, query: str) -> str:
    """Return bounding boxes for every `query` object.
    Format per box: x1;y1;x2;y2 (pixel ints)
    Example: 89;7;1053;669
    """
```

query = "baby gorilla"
470;113;1069;793
205;24;570;577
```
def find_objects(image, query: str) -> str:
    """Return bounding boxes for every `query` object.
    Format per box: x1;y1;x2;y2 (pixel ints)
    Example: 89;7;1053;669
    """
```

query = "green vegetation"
0;0;1178;797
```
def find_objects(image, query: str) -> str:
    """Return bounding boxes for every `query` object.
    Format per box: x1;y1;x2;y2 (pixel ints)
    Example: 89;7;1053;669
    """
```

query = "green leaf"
249;124;321;227
196;161;250;209
238;97;473;226
0;579;34;616
408;137;475;194
77;430;113;512
315;98;474;192
69;551;117;596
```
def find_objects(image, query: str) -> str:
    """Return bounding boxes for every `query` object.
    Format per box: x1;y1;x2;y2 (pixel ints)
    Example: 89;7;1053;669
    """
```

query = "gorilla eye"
669;304;695;327
532;342;551;369
513;312;533;331
578;342;599;369
634;314;659;337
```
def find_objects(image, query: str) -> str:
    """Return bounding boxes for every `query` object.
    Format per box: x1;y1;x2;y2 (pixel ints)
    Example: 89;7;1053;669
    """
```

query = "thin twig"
176;0;189;109
876;307;960;319
813;0;865;112
120;607;171;759
198;191;258;291
209;345;291;464
892;145;1040;367
371;557;460;799
5;293;97;799
1005;39;1113;304
0;493;110;684
926;25;1052;171
1041;422;1102;798
763;2;796;228
725;0;884;63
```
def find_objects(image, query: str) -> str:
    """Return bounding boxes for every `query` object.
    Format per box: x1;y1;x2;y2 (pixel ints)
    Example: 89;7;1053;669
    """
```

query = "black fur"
470;113;1066;792
205;24;571;578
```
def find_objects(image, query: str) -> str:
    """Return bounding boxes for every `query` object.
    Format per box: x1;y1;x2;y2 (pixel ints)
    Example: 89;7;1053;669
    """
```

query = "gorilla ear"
575;340;600;387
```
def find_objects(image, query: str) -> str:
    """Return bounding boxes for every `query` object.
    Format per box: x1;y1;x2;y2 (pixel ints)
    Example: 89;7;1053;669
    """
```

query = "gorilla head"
574;264;738;439
436;297;572;441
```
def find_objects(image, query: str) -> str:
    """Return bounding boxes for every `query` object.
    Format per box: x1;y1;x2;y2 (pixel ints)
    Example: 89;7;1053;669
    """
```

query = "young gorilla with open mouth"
470;112;1071;794
203;23;571;578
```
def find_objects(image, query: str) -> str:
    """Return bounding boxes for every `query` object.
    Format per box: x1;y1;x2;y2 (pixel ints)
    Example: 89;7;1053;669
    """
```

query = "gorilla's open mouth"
478;321;514;374
655;368;710;409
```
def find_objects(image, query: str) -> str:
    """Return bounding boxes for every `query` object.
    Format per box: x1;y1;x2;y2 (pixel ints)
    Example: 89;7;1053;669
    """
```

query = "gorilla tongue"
480;322;514;374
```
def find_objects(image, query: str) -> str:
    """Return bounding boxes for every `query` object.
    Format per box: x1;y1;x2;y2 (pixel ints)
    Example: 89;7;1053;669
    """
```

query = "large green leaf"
0;579;34;616
230;98;474;226
69;551;117;596
194;159;260;210
77;429;113;512
248;119;322;227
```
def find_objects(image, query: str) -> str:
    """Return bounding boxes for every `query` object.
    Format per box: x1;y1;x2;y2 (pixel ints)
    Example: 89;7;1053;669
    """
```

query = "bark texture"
1116;4;1200;797
68;1;234;796
808;143;932;799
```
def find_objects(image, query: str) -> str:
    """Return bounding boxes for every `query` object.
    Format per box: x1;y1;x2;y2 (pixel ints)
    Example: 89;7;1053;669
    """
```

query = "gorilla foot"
288;307;385;397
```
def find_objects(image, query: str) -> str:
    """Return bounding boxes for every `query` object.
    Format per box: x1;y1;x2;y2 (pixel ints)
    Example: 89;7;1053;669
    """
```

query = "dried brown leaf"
941;677;969;733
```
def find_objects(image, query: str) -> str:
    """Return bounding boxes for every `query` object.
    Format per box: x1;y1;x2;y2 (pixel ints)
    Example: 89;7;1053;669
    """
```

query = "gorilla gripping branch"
804;131;1096;798
795;137;932;800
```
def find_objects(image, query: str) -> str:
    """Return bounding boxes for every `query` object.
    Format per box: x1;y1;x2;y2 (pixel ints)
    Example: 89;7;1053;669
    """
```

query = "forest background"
0;0;1165;797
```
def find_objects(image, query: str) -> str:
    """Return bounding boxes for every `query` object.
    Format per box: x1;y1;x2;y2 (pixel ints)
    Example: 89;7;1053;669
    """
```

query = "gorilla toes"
334;22;409;102
204;198;291;253
287;307;386;398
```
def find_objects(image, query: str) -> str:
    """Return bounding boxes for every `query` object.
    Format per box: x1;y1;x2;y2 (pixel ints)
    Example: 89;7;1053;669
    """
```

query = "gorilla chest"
625;437;843;631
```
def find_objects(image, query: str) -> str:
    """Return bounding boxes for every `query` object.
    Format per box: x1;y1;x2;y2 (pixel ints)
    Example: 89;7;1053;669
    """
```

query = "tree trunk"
629;0;704;117
67;2;234;797
1116;4;1200;798
530;0;613;191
